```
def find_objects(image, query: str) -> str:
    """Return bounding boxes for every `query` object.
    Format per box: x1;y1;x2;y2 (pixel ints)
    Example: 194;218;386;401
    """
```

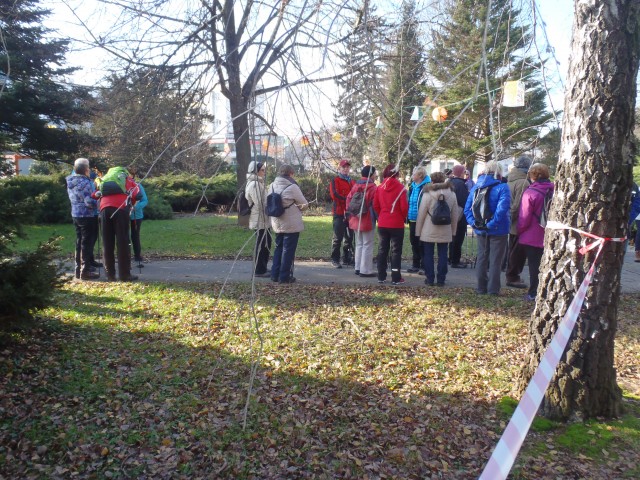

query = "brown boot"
635;250;640;263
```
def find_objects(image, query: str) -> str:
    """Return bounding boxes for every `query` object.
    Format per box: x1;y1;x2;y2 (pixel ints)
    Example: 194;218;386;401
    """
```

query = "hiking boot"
406;267;420;273
391;278;406;285
506;281;528;289
523;294;536;302
354;270;360;275
80;271;100;280
450;263;467;269
331;260;342;269
90;260;104;268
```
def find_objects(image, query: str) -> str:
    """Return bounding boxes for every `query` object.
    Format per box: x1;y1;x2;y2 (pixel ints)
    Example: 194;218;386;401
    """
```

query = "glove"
95;191;103;198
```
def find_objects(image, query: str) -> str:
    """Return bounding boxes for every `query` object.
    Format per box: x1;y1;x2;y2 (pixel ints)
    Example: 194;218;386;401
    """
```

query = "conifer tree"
418;0;551;171
333;2;388;166
0;0;93;161
381;0;426;173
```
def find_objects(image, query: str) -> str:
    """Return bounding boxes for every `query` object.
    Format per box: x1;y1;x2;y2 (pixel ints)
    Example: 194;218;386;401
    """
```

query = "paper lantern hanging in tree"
332;132;342;142
431;106;448;123
301;135;310;147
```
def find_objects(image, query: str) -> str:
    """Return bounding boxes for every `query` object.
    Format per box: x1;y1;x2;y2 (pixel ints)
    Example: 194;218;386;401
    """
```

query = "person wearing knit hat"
329;160;355;268
505;155;534;289
245;161;271;276
448;164;470;268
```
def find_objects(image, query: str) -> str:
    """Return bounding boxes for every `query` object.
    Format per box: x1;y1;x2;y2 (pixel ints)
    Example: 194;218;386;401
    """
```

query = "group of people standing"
246;156;559;301
66;158;148;282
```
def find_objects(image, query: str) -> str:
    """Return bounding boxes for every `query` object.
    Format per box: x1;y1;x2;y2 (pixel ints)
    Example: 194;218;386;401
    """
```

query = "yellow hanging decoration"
503;80;525;107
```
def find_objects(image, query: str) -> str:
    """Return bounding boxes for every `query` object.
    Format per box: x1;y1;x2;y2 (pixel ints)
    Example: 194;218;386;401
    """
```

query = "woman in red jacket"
373;164;408;285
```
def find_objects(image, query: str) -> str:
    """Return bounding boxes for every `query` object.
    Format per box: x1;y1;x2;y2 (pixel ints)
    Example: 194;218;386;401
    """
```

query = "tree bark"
516;0;639;420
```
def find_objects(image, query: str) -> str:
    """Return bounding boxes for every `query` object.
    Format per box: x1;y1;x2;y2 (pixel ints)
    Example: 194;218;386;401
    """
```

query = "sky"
47;0;576;136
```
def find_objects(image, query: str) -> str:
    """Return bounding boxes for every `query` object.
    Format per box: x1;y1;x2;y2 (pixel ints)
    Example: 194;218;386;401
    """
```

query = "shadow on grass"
0;299;502;479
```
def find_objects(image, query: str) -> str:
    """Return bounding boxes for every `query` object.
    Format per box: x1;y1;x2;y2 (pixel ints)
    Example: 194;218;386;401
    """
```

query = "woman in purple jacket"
517;163;554;301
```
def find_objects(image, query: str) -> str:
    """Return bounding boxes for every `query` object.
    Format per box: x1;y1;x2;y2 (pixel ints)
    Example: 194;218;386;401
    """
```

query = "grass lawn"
20;214;480;262
1;281;638;479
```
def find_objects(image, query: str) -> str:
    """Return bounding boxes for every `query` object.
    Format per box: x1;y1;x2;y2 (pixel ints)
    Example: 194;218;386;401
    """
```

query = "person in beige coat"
245;161;271;276
268;164;309;283
415;172;460;286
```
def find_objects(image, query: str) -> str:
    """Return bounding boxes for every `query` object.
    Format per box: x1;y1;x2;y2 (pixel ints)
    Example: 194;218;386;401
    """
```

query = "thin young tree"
516;0;639;420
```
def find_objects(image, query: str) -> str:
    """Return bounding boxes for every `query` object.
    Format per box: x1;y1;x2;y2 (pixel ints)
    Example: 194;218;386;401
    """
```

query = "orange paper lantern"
431;106;448;123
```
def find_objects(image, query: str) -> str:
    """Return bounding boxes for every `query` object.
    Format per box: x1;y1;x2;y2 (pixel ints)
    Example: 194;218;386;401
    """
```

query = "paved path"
90;248;640;293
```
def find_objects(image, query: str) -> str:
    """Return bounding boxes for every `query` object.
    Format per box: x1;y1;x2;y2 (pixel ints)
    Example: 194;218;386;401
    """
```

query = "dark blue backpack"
265;184;293;217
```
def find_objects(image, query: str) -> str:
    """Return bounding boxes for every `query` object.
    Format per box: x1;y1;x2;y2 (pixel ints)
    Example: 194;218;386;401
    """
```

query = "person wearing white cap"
245;160;271;276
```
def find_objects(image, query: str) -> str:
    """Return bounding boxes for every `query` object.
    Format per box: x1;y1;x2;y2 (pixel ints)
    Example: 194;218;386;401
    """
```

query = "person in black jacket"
448;164;470;268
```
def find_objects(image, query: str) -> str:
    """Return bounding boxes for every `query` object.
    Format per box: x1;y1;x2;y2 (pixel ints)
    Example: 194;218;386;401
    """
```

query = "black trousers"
73;217;94;277
130;219;143;261
331;215;354;263
88;216;99;263
377;227;404;282
523;245;544;297
101;207;132;280
449;216;467;265
254;228;272;274
408;221;422;269
505;234;527;282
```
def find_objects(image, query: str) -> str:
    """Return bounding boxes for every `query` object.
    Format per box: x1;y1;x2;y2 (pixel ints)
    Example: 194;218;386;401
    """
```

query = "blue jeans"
422;242;449;285
271;232;300;282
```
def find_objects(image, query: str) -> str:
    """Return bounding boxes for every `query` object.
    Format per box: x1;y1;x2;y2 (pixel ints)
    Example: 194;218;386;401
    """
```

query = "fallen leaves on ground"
0;282;638;479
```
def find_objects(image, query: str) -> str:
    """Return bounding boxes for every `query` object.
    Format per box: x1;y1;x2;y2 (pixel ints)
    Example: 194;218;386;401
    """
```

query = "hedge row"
1;172;336;224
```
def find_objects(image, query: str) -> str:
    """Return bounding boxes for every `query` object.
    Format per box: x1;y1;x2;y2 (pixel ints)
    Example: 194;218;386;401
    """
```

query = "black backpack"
238;190;252;216
471;184;495;230
430;194;452;225
265;184;293;217
529;186;553;228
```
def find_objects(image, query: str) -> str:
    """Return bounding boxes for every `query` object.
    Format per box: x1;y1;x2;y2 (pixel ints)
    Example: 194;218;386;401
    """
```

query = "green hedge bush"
0;174;70;223
142;187;174;220
144;173;237;212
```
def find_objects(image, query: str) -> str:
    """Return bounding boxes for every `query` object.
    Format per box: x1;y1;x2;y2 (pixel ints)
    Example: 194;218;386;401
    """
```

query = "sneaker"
506;281;528;289
391;278;406;285
331;260;342;269
524;294;536;302
354;270;360;276
359;273;376;278
406;267;420;273
280;277;296;284
450;263;467;269
378;279;386;284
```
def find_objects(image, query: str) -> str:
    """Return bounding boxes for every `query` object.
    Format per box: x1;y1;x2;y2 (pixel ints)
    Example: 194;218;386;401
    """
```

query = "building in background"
3;152;34;176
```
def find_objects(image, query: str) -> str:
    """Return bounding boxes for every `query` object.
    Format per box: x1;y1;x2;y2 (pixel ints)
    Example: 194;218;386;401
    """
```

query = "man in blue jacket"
464;160;511;295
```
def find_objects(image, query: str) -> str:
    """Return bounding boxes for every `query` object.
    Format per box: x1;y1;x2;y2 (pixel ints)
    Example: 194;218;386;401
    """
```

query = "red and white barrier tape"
479;221;625;480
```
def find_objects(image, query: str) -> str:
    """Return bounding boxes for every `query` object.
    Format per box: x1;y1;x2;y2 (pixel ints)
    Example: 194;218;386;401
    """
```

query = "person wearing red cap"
329;159;355;268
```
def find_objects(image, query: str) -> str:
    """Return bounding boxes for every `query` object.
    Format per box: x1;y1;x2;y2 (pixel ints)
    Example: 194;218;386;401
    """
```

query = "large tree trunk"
516;0;639;420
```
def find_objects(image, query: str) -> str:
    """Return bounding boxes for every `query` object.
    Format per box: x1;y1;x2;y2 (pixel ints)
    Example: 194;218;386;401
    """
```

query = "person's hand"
95;191;103;198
